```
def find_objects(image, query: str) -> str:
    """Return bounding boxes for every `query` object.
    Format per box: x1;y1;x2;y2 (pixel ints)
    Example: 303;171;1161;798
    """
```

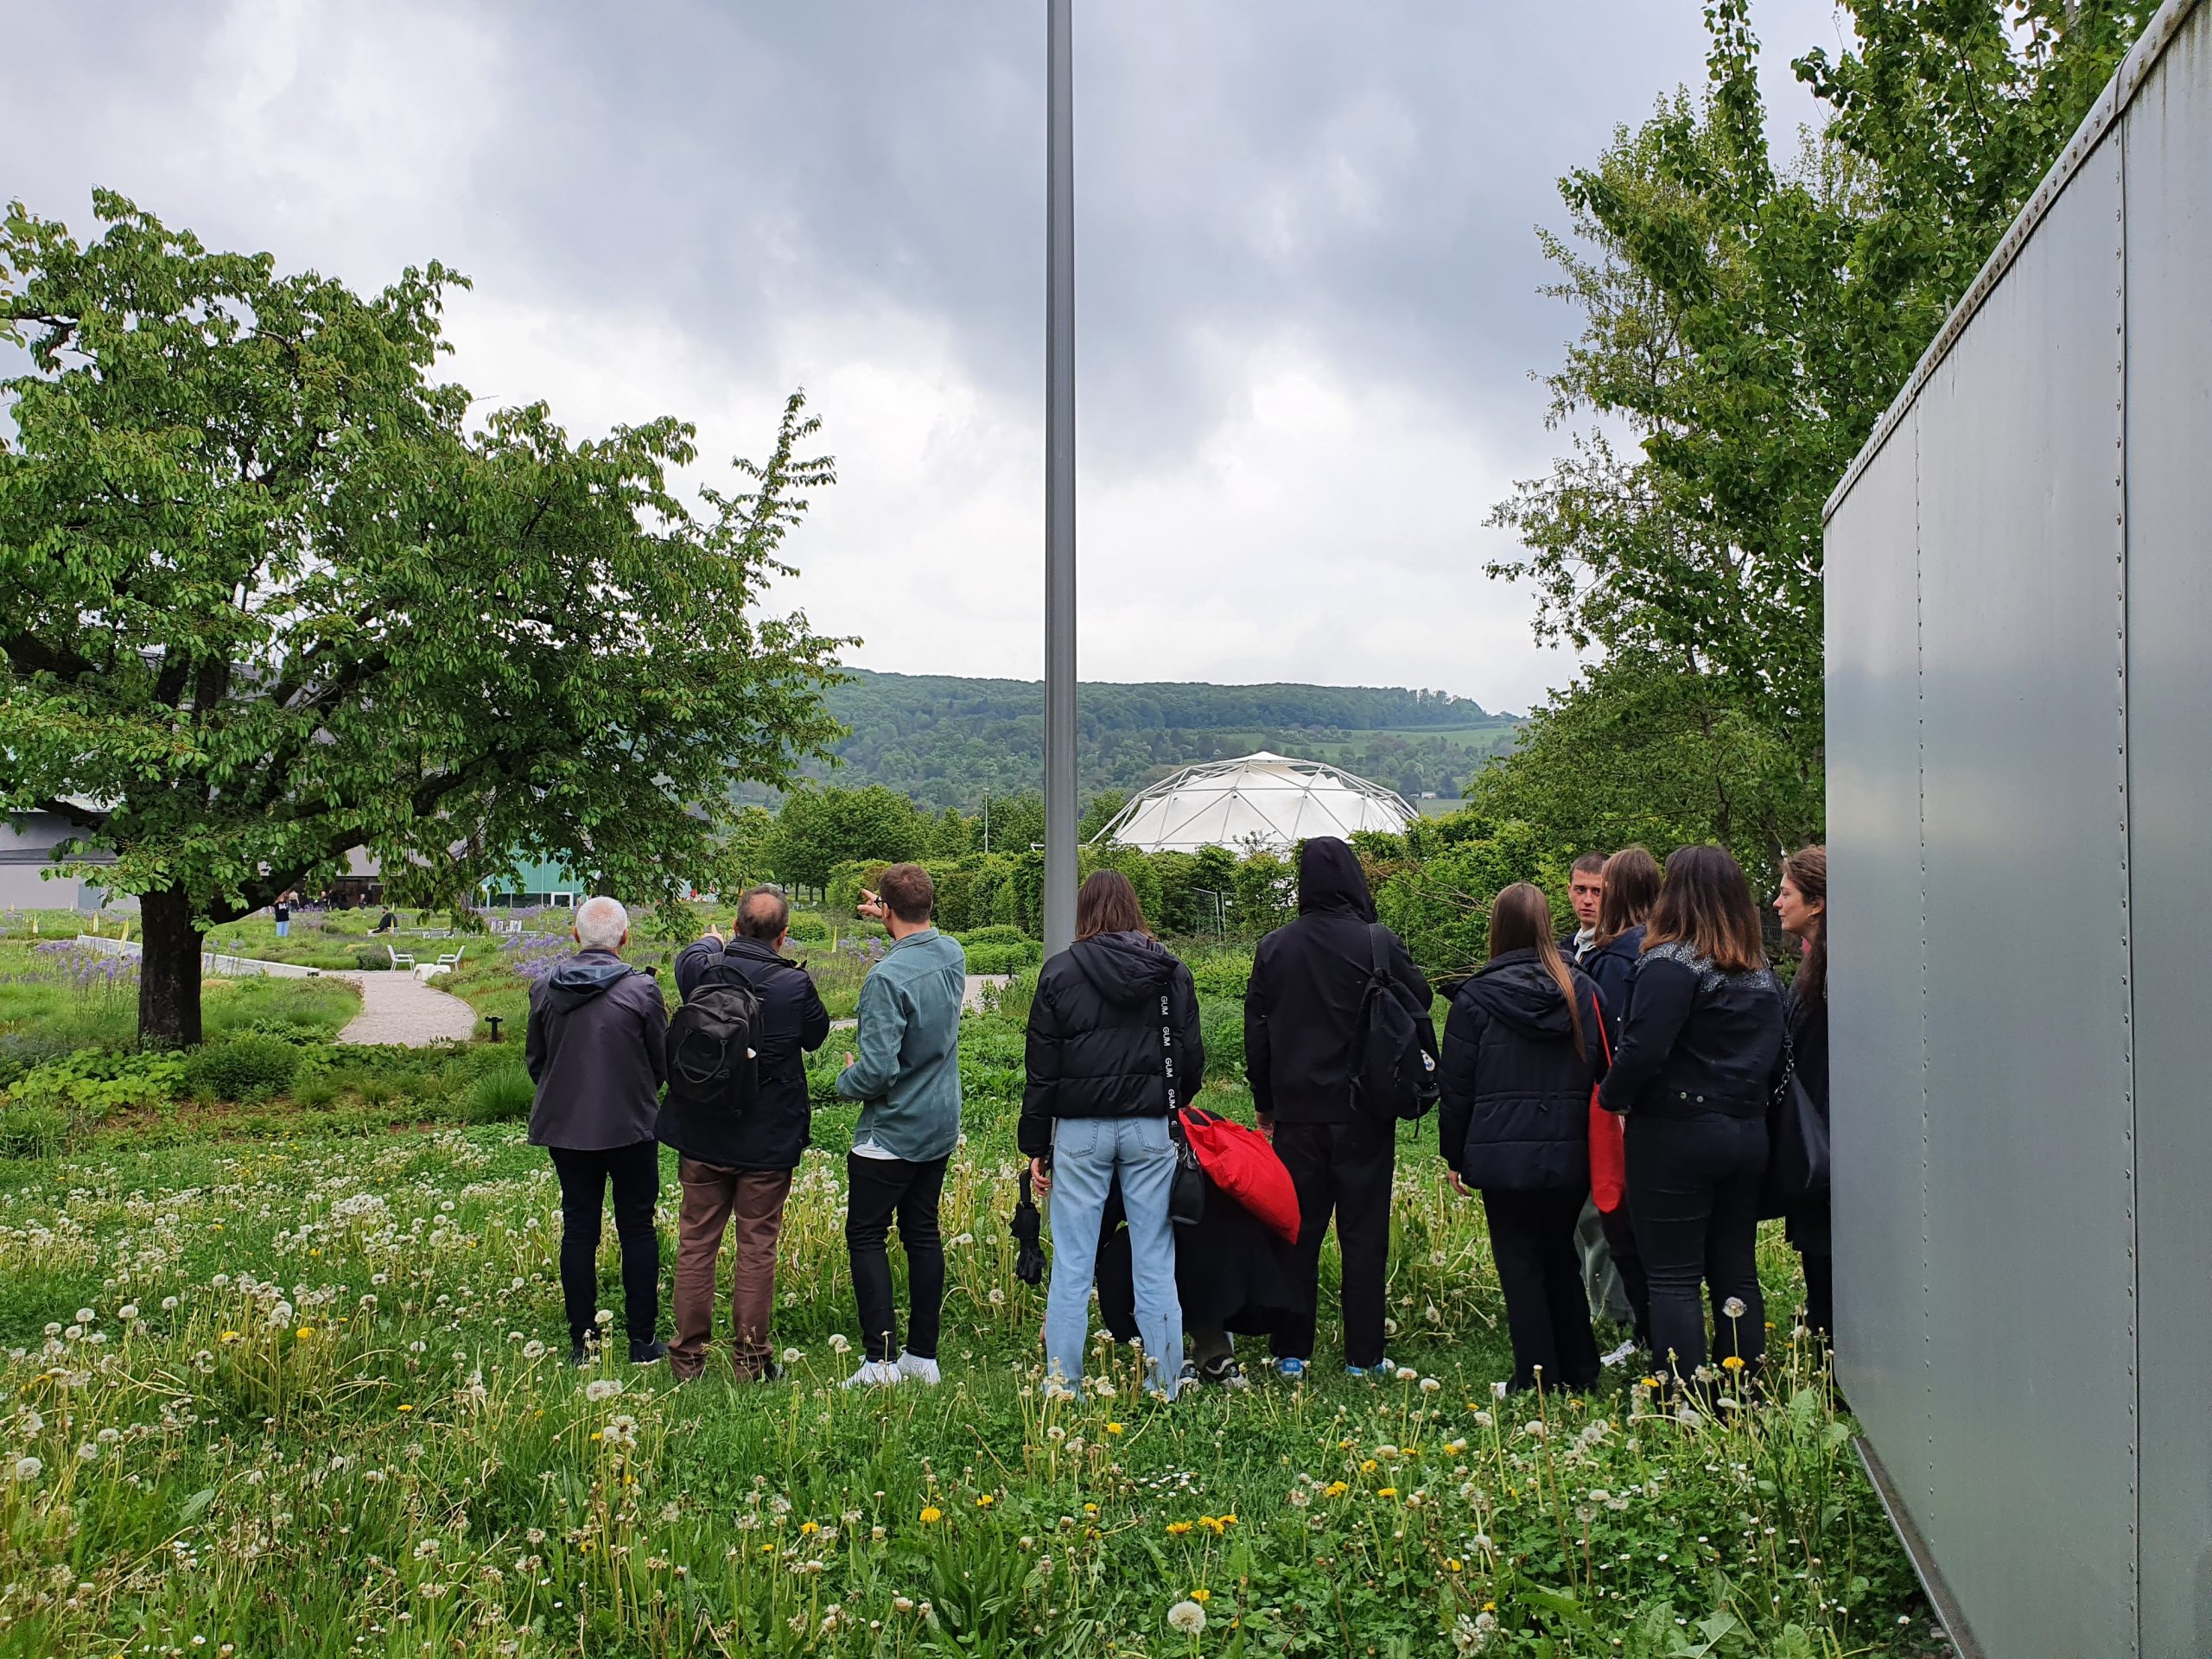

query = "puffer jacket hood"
1298;836;1376;920
1070;930;1176;1007
1469;950;1582;1046
543;954;637;1014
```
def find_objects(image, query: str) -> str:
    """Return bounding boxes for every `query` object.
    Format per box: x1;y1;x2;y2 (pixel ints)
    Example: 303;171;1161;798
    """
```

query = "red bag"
1588;995;1626;1213
1176;1107;1302;1244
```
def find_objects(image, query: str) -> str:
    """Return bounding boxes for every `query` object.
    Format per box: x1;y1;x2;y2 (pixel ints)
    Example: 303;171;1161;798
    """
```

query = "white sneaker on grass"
894;1352;941;1387
842;1359;902;1389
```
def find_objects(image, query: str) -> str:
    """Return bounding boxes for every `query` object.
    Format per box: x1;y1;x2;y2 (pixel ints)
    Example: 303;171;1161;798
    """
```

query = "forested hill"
776;670;1523;808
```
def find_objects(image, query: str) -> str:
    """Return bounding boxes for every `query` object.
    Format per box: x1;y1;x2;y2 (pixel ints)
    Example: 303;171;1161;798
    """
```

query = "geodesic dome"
1092;752;1416;854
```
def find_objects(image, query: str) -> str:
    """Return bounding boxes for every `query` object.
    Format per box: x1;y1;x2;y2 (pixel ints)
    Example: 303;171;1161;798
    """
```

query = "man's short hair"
735;886;790;942
575;894;629;950
1571;853;1607;877
877;863;934;925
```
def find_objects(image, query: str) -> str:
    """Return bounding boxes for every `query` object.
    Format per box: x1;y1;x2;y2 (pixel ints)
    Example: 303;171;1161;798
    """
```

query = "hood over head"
1471;949;1580;1041
544;952;637;1014
1068;930;1177;1007
1298;836;1376;921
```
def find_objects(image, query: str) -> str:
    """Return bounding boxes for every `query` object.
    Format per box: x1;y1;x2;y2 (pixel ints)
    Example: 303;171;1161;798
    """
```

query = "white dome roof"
1093;752;1415;854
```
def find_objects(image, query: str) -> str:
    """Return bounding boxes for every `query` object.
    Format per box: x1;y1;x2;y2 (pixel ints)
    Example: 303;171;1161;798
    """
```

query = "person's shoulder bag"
1758;987;1830;1219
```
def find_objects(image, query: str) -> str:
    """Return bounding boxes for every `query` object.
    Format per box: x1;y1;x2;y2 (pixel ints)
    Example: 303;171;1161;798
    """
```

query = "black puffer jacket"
1244;838;1434;1126
1439;949;1606;1190
658;936;833;1171
1581;925;1645;1048
1597;942;1786;1120
1020;931;1205;1159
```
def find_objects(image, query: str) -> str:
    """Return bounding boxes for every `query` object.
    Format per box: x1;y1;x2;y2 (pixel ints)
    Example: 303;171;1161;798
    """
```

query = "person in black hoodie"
1023;871;1203;1400
1579;845;1662;1350
1773;846;1830;1338
1244;837;1435;1377
1440;883;1607;1392
1598;846;1786;1389
661;887;832;1382
525;895;671;1366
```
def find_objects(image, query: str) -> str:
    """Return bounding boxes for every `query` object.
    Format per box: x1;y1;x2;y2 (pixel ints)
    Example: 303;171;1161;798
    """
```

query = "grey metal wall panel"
2123;10;2212;1651
1824;412;1929;1502
1913;143;2137;1657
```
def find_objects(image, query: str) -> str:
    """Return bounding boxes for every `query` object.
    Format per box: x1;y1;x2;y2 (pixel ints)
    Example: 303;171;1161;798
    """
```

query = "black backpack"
664;961;763;1117
1351;923;1439;1122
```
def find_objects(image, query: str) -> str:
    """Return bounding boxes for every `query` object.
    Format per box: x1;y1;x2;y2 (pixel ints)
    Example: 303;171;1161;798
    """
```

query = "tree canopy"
0;193;849;1043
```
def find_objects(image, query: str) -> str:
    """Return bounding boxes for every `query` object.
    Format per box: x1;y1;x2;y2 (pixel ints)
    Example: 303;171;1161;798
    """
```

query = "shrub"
353;944;397;969
963;942;1039;976
0;1050;185;1154
0;1102;72;1159
956;925;1028;947
182;1033;300;1102
1198;995;1246;1080
784;912;830;944
1185;950;1253;1001
465;1065;536;1124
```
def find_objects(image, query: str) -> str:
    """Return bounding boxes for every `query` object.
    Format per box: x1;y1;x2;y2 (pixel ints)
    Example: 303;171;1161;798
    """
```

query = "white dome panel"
1094;751;1415;854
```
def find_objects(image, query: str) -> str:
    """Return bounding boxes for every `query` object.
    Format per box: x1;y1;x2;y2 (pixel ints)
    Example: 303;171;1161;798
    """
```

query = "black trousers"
1624;1112;1767;1383
1599;1202;1653;1350
548;1141;660;1345
846;1154;948;1363
1270;1118;1395;1368
1482;1186;1601;1391
1798;1248;1834;1340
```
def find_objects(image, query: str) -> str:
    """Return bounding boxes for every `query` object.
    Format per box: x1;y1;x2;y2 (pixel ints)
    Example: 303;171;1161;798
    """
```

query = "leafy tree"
763;785;935;894
1375;817;1559;980
0;194;847;1044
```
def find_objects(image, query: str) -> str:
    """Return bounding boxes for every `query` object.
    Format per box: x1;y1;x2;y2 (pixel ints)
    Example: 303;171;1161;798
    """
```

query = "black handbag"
1759;995;1831;1219
1160;983;1206;1227
1011;1168;1046;1286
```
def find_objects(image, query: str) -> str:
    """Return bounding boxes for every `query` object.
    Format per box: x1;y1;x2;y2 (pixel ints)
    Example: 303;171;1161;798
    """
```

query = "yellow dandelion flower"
1721;1355;1746;1371
1376;1486;1397;1498
976;1494;995;1508
1360;1459;1377;1474
1446;1559;1464;1573
1166;1521;1193;1536
397;1404;413;1413
1105;1421;1124;1435
1191;1588;1211;1604
799;1521;819;1535
919;1506;942;1524
1324;1481;1350;1498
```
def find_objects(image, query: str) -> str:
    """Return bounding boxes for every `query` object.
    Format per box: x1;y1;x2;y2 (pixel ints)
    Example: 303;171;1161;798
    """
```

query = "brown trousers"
669;1159;792;1380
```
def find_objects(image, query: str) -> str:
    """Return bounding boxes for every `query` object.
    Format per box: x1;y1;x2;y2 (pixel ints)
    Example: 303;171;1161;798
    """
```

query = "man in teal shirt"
835;862;966;1388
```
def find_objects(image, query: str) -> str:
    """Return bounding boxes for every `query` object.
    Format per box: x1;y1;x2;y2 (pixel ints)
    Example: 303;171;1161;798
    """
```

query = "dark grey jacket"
524;950;669;1149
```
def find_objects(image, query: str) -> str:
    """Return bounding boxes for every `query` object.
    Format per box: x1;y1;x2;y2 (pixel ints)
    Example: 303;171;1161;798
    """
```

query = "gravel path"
335;971;479;1046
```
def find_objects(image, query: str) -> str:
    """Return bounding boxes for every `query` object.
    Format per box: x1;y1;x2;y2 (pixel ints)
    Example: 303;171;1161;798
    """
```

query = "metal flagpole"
1043;0;1077;957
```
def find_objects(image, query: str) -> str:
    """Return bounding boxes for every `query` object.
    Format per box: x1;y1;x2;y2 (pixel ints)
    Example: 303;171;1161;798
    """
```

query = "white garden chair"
385;944;416;969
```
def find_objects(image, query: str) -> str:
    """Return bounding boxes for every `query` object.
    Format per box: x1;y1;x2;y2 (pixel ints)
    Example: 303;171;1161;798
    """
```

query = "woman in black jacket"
1022;871;1204;1401
1580;845;1662;1351
1598;845;1785;1389
1774;845;1830;1338
1440;883;1607;1392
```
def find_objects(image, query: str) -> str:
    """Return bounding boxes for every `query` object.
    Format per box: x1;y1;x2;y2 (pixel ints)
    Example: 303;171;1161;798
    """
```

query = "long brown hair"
1593;845;1661;945
1782;845;1827;1007
1075;869;1152;941
1490;881;1586;1060
1643;845;1765;973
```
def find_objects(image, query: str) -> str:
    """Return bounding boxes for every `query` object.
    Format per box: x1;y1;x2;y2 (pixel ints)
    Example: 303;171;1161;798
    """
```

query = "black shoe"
630;1339;669;1366
569;1337;592;1367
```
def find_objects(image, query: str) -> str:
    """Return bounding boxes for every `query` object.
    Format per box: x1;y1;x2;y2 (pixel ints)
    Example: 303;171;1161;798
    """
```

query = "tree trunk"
137;887;205;1049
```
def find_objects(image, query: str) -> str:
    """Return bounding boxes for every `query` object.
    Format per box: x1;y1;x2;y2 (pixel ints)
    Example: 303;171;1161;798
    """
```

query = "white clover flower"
1166;1599;1207;1636
583;1379;622;1403
12;1457;41;1482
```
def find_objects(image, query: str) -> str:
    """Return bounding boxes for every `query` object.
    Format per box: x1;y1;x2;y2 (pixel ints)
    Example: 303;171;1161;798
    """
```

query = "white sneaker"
842;1360;901;1389
894;1352;941;1387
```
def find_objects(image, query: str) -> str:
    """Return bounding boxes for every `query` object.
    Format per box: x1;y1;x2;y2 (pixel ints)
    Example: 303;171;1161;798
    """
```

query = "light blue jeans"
1045;1115;1183;1398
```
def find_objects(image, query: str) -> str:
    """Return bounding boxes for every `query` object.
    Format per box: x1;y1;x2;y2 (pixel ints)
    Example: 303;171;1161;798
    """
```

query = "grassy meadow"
0;910;1944;1657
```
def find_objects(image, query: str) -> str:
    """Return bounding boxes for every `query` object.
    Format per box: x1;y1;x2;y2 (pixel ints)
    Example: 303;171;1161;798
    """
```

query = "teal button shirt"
834;928;967;1162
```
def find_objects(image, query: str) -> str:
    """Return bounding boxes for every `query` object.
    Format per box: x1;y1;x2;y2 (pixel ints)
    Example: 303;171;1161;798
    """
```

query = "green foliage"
1376;817;1560;979
1196;995;1245;1080
1185;948;1253;1001
766;787;933;893
0;194;848;1043
181;1033;301;1103
463;1064;535;1125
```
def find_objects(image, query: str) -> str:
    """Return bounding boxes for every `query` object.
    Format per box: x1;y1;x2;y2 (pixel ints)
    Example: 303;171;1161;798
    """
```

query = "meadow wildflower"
1166;1599;1207;1635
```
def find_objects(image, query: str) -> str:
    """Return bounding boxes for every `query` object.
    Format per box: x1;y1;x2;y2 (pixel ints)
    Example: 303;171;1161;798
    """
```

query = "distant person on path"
836;864;966;1389
1580;845;1663;1351
524;895;670;1366
273;892;294;938
1774;846;1831;1338
1022;870;1199;1401
1598;846;1785;1390
662;887;831;1382
1245;836;1434;1378
1440;882;1608;1392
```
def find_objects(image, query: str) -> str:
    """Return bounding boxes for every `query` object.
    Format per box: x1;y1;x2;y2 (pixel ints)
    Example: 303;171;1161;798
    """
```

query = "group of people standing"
518;835;1830;1401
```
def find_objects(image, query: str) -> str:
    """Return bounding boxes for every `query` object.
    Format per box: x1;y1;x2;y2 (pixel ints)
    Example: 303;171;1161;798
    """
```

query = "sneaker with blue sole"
1274;1357;1307;1381
1344;1357;1402;1378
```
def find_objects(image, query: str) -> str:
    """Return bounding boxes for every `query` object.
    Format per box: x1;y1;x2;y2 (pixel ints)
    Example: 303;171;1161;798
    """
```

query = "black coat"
1244;838;1434;1126
1581;925;1646;1048
1438;949;1607;1191
525;951;670;1151
1020;931;1205;1159
1596;942;1786;1120
658;936;832;1171
1784;984;1830;1251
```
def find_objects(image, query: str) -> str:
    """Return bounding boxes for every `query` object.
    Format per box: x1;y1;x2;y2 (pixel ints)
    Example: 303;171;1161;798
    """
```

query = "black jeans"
548;1141;661;1346
1624;1112;1768;1383
1798;1249;1834;1340
1482;1186;1601;1391
846;1153;948;1363
1600;1202;1653;1350
1271;1118;1395;1368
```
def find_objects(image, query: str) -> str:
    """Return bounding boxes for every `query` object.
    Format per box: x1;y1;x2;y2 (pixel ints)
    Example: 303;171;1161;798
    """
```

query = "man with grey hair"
663;887;830;1382
526;894;670;1366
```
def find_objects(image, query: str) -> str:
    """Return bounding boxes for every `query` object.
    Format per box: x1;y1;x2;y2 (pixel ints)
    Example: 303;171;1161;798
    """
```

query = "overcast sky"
6;1;1847;715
